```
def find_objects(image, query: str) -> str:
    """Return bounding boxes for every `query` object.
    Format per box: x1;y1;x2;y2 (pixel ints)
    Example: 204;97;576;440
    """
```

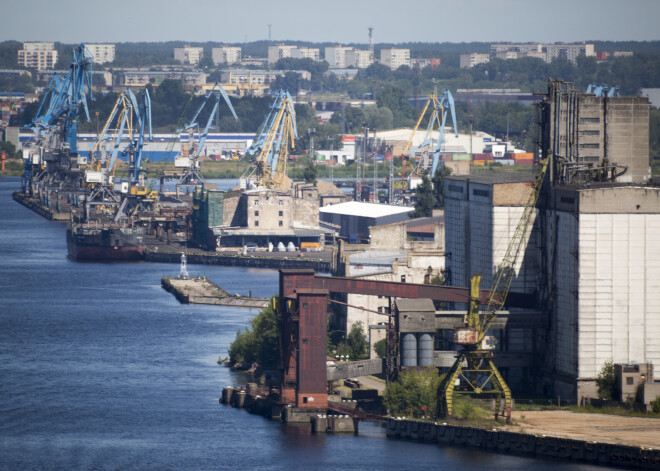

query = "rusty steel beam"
313;276;494;304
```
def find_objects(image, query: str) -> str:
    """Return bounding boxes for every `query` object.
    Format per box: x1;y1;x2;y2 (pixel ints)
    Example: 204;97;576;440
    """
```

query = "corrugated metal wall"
577;213;660;380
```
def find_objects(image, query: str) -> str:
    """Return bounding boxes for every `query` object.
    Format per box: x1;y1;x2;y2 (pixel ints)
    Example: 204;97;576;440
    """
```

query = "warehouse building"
319;201;413;243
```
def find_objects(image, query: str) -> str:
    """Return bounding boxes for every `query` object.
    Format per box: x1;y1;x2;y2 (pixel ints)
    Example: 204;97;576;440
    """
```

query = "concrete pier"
161;277;269;308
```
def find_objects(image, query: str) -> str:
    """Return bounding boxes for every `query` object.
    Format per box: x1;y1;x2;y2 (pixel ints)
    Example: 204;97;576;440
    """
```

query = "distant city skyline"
4;0;659;45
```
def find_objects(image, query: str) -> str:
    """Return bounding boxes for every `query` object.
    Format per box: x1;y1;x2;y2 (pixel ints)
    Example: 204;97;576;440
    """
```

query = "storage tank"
418;333;433;366
401;334;417;367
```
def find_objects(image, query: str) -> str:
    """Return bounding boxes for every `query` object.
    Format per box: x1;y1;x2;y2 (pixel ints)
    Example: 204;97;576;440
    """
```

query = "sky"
3;0;659;45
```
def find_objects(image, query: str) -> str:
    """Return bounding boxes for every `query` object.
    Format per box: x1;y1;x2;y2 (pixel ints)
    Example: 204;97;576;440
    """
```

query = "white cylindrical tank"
418;333;433;366
401;334;417;367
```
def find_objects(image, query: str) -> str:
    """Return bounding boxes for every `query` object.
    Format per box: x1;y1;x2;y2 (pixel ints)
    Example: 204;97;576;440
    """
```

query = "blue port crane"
586;84;620;97
174;83;238;186
243;90;297;189
401;90;457;178
22;43;94;193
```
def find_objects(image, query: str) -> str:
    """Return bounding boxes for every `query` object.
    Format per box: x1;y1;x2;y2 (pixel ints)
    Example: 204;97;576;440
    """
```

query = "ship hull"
67;226;146;261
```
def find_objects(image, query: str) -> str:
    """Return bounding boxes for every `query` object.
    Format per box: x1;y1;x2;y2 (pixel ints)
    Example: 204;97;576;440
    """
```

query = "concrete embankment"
147;249;331;272
386;418;660;469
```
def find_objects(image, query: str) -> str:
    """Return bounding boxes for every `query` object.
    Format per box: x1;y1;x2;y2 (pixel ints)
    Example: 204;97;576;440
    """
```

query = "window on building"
255;221;259;227
255;210;259;217
278;200;283;206
279;210;283;217
626;377;634;385
279;221;283;227
254;200;259;205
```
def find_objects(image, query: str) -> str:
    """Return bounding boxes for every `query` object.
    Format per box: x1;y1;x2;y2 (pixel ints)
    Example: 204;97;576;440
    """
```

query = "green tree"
346;321;369;360
384;367;441;417
373;338;387;358
329;322;369;361
228;304;280;369
596;361;616;401
302;161;318;184
411;174;435;218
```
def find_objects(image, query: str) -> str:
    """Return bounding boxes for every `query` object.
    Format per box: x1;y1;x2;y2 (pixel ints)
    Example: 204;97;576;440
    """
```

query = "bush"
384;367;440;417
651;396;660;414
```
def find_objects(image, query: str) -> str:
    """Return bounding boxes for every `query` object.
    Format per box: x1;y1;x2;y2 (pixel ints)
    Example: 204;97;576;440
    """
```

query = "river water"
0;177;618;470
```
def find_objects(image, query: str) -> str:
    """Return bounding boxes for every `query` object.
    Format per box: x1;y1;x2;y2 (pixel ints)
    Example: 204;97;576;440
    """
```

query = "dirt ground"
506;410;660;449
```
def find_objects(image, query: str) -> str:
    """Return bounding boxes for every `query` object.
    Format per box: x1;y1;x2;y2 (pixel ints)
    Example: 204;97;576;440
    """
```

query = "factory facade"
443;81;659;401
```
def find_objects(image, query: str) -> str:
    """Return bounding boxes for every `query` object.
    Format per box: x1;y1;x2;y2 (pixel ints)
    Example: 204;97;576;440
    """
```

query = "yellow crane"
437;157;549;422
243;90;297;190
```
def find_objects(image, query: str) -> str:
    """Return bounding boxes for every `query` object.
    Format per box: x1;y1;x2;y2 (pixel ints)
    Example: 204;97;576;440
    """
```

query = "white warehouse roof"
319;201;413;218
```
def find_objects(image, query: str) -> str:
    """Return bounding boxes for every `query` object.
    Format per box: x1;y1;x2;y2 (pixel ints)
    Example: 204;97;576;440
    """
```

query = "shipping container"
472;160;485;166
499;159;515;166
515;159;534;166
452;153;471;161
473;153;493;161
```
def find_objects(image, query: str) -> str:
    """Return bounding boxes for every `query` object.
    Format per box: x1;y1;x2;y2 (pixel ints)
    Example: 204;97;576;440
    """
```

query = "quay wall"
146;250;330;272
386;418;660;470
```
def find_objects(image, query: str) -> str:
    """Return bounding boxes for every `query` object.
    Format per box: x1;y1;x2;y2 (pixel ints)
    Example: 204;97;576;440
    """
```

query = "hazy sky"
3;0;659;44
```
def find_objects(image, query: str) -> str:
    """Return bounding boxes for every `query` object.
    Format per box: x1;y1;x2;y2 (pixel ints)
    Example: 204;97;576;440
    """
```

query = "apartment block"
459;53;490;69
86;44;115;64
325;45;354;68
174;46;204;65
18;42;58;70
212;46;242;65
380;48;410;70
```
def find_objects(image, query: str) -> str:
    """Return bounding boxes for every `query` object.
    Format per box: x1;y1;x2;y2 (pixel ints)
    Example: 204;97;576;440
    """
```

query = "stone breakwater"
386;418;660;470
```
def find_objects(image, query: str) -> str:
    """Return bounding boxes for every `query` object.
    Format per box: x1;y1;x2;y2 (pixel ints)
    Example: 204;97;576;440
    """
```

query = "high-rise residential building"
544;42;595;63
267;44;297;64
490;42;595;65
86;43;115;64
459;53;490;69
212;46;242;65
380;48;410;70
345;49;373;69
291;47;320;61
18;42;58;70
325;45;354;68
174;46;204;65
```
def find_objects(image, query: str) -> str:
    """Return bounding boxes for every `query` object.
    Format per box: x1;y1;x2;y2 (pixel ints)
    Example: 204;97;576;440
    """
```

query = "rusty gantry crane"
437;157;549;422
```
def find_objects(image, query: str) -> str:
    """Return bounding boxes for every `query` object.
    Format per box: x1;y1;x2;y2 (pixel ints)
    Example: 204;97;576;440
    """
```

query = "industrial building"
319;201;413;243
192;184;327;250
122;70;206;87
220;69;311;86
442;80;659;401
542;80;650;183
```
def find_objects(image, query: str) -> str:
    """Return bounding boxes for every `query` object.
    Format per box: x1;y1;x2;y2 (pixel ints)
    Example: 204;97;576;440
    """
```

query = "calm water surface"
0;178;619;470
